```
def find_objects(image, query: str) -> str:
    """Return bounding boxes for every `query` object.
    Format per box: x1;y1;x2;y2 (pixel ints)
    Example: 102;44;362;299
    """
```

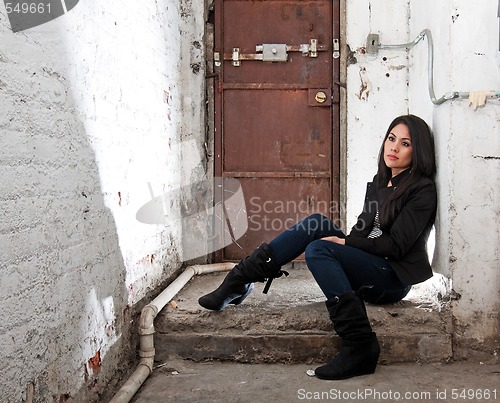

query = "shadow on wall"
0;21;130;403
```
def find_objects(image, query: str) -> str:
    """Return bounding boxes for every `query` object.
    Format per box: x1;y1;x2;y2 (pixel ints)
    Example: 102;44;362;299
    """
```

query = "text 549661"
5;2;52;14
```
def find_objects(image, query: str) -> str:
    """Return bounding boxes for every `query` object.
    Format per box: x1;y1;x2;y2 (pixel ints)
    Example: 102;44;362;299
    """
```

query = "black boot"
315;292;380;380
198;243;286;311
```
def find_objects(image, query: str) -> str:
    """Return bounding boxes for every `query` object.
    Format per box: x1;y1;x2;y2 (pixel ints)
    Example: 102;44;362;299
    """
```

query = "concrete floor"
131;358;500;402
153;265;453;365
117;265;499;402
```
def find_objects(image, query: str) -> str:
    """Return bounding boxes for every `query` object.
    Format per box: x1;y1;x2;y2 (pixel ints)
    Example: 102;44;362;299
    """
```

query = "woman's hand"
321;236;346;245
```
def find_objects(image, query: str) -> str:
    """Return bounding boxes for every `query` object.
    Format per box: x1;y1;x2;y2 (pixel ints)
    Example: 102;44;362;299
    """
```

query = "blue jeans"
267;214;410;304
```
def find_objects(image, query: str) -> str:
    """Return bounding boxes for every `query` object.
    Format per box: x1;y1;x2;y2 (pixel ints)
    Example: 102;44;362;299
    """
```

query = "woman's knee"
300;213;331;234
305;239;331;263
305;213;329;222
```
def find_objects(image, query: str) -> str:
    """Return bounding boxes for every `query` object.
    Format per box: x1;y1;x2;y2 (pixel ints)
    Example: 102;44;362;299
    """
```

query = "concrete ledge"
154;266;452;364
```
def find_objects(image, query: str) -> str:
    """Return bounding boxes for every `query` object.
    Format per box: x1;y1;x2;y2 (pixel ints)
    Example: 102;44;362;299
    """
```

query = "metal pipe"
378;30;426;51
109;262;235;403
379;29;500;105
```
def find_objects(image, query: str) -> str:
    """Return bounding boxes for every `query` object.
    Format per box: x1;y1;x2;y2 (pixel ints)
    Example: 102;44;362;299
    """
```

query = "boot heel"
229;283;254;305
199;279;255;311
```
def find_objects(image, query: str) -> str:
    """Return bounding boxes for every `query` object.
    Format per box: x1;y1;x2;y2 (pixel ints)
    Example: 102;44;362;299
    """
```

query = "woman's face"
384;123;413;176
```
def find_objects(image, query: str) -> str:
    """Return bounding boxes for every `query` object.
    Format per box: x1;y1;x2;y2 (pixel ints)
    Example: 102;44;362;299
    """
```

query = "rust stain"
87;350;101;373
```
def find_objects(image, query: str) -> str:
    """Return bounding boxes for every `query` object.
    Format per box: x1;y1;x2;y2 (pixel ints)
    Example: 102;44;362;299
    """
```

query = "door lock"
223;39;327;66
308;89;332;106
315;91;327;103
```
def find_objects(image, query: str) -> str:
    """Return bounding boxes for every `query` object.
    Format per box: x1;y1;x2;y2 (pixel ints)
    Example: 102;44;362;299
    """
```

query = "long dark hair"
375;114;436;228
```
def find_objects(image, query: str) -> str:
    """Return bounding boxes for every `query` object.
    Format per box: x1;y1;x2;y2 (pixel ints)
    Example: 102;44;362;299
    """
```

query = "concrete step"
154;265;453;365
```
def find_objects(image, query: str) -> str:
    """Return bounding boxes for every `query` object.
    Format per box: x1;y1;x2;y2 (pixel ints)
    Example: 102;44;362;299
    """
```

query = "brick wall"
0;0;206;401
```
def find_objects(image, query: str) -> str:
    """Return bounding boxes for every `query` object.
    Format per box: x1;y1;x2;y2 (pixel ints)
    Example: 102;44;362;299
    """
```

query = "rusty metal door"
214;0;340;260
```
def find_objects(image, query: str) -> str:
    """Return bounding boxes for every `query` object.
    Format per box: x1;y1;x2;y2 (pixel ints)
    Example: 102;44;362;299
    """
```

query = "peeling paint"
388;65;406;70
472;155;500;160
191;62;201;74
346;44;357;66
163;89;170;104
87;351;101;374
356;67;372;100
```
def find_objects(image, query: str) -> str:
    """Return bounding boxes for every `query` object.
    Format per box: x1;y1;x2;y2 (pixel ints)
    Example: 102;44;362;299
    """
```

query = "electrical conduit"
109;263;235;403
379;29;500;105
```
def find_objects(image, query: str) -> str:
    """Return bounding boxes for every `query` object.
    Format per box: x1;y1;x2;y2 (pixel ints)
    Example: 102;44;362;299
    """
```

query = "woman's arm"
344;180;437;259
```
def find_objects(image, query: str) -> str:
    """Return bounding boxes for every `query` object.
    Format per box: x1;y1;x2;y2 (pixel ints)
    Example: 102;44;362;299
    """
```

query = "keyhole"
315;91;327;103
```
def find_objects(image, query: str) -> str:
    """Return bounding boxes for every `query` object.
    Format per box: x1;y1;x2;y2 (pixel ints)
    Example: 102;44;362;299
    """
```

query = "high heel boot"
315;291;380;380
198;243;286;311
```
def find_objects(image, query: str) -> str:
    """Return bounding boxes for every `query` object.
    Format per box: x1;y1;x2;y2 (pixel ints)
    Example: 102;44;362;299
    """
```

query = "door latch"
223;39;327;66
333;38;340;59
256;44;288;62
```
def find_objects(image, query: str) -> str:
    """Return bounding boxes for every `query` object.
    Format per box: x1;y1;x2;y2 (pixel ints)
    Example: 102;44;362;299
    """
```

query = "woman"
199;114;437;380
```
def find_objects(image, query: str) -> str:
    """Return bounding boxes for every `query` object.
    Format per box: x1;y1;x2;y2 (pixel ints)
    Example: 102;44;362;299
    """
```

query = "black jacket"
345;170;437;285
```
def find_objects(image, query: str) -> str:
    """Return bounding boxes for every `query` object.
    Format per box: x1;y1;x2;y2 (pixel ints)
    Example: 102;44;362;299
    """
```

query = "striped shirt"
367;210;383;239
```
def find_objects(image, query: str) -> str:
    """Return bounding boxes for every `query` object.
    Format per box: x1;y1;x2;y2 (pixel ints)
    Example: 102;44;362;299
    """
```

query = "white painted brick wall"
407;0;500;344
0;0;206;401
345;0;499;346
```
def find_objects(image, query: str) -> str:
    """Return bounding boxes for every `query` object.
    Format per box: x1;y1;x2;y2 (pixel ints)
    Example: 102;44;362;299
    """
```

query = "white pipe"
379;29;446;104
109;262;235;403
379;29;500;105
